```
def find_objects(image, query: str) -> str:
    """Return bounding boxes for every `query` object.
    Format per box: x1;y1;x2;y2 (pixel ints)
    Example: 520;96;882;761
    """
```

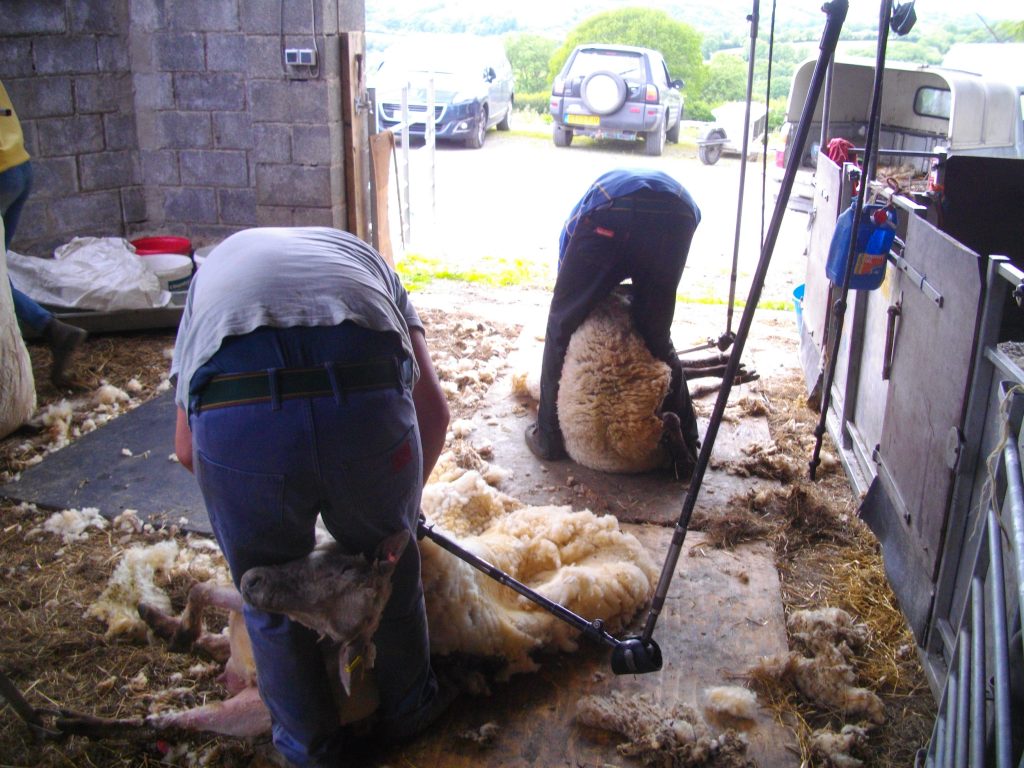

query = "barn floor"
1;281;872;766
374;286;803;766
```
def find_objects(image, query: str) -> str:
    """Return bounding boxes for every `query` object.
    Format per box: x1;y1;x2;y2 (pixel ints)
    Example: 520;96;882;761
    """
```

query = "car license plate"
566;113;599;126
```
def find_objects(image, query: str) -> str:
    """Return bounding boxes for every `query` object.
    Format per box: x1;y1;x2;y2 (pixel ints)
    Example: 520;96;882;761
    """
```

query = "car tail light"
553;77;565;95
775;149;785;168
643;84;658;103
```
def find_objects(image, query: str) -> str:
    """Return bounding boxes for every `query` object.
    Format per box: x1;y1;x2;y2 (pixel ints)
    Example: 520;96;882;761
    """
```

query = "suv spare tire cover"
582;71;628;116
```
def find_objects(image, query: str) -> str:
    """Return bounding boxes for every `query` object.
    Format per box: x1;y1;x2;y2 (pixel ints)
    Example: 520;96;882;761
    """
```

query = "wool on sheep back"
557;289;672;473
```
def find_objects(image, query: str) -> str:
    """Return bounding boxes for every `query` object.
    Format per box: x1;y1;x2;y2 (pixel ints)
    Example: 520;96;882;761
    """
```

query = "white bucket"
193;244;216;268
145;253;193;292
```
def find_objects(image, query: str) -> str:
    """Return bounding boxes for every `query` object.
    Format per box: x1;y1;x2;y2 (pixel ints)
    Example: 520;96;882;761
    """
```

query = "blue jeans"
1;160;50;333
0;159;32;251
189;324;436;767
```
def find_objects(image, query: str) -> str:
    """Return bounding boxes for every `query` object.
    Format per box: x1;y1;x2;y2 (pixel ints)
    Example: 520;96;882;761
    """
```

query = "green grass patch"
676;293;792;311
396;252;552;291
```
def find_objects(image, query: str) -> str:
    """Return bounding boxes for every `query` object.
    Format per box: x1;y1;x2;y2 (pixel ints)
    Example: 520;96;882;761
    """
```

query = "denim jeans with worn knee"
189;323;436;767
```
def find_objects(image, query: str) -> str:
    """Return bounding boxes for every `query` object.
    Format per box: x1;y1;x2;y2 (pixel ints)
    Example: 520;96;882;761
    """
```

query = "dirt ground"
0;281;936;767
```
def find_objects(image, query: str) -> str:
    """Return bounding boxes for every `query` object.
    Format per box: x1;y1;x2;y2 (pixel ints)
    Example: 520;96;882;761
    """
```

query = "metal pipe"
969;575;986;767
809;0;892;480
427;77;436;234
1001;427;1024;640
986;507;1013;768
640;0;850;645
400;83;411;245
725;0;760;339
820;51;835;155
942;671;956;767
955;626;970;768
417;519;621;650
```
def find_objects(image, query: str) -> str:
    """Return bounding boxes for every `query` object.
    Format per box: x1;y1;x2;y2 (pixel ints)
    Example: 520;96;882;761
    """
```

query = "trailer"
798;148;1024;764
696;101;768;165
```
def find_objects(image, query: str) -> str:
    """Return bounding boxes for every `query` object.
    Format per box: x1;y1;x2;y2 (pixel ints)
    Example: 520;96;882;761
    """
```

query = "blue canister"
825;201;897;290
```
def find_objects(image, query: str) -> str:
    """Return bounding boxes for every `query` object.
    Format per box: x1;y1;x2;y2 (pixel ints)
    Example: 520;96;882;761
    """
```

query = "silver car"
549;44;684;157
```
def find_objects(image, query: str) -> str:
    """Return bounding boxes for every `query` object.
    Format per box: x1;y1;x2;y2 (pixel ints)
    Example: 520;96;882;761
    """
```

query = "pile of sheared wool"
26;506;108;544
87;535;230;641
428;436;509;487
431;319;506;409
703;686;759;721
750;607;885;725
420;470;659;677
87;540;181;640
811;724;870;768
576;691;754;767
39;399;75;450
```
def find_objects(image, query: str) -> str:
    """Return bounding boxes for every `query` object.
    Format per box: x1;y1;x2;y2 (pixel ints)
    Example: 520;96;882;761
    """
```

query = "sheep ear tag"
375;529;410;566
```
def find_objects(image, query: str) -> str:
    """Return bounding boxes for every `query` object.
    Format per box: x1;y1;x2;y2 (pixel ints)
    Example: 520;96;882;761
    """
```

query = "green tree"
505;33;559;94
548;8;706;97
701;52;748;104
994;20;1024;41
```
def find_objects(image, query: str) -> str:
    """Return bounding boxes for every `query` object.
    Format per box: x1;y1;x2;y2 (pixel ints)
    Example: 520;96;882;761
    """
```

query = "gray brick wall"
2;0;365;256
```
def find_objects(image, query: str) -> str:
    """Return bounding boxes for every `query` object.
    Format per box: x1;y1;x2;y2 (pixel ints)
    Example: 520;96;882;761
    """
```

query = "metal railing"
371;81;437;248
919;356;1024;765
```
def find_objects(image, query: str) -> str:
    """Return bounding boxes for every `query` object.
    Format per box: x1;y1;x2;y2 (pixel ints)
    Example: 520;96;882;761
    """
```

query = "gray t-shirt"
171;227;421;410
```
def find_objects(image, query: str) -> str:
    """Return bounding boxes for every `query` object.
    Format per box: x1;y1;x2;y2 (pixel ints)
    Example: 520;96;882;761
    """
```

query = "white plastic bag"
1;220;37;439
7;236;170;312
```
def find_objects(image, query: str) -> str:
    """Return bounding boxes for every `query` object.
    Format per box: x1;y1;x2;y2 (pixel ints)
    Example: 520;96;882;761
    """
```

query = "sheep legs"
55;686;272;741
680;352;759;398
139;581;243;663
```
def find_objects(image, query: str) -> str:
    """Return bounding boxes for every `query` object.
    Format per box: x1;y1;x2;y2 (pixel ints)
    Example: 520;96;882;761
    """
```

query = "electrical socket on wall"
284;48;317;67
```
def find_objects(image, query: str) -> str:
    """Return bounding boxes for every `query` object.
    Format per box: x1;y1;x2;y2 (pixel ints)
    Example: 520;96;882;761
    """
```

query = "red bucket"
131;236;192;256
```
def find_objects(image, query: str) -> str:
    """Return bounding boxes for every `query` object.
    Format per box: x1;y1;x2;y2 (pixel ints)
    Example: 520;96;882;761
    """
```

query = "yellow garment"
0;80;30;175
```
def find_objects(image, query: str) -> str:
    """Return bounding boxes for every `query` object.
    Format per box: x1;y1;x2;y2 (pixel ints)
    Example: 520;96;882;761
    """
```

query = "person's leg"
191;331;349;768
0;160;32;251
312;373;444;742
532;209;632;459
628;204;701;454
9;280;52;334
9;277;88;388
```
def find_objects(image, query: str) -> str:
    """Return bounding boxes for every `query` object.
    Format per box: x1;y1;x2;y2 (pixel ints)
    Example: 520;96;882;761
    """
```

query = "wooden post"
339;32;370;243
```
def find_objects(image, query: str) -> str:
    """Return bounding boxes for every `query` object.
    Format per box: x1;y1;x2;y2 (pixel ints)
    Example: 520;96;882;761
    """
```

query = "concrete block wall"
0;0;363;255
1;1;140;256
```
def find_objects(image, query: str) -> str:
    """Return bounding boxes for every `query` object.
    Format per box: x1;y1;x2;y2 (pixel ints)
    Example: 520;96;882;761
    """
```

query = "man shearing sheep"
171;227;452;767
525;168;702;466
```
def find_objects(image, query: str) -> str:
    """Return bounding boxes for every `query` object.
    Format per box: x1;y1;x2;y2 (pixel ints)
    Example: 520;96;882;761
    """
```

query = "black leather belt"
197;357;410;411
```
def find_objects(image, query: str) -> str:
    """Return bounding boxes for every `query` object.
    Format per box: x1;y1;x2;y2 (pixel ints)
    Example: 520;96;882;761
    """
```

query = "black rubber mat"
0;390;210;534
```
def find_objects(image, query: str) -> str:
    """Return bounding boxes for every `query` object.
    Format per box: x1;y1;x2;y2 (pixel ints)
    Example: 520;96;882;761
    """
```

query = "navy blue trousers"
189;324;436;767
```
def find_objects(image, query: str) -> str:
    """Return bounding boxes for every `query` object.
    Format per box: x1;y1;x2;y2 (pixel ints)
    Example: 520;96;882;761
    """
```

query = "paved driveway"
389;125;810;309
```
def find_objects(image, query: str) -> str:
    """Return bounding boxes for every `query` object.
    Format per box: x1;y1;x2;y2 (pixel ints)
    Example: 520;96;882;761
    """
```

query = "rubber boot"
43;318;87;387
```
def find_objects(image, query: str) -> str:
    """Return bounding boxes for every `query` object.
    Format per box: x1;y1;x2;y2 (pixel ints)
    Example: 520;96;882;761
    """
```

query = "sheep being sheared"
513;288;756;475
62;531;410;741
555;288;678;473
78;469;659;740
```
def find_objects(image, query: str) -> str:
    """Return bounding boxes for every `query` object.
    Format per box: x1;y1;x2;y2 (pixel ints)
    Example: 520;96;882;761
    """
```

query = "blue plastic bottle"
825;200;897;290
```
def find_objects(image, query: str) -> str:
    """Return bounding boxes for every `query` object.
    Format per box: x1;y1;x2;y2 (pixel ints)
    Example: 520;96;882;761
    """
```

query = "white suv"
549;44;684;157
